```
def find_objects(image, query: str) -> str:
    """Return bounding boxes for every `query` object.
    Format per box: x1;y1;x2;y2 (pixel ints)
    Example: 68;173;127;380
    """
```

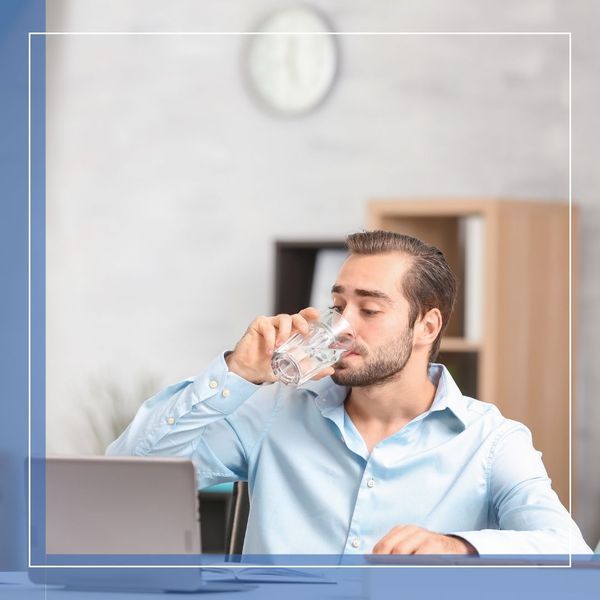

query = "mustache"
347;343;368;356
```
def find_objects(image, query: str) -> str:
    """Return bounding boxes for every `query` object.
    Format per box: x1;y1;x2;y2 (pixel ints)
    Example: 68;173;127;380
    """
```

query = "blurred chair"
196;485;233;554
225;481;250;559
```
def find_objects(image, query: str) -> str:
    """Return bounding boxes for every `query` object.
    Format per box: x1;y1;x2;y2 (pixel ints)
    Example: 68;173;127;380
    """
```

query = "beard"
331;327;414;387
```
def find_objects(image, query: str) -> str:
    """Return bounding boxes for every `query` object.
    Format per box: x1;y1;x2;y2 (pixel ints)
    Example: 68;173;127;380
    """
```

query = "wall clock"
245;5;338;117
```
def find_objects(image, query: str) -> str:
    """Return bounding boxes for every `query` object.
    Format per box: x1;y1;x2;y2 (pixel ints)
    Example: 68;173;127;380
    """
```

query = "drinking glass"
271;309;355;385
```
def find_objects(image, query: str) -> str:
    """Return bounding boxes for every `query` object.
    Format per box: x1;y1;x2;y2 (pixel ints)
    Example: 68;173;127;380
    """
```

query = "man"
107;231;592;555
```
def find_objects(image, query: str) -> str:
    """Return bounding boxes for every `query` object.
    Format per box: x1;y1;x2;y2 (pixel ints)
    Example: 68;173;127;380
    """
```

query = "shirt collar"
426;363;469;429
300;363;469;430
299;376;348;420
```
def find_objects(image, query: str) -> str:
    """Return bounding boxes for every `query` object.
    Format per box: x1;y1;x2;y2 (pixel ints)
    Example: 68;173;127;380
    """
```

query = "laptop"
29;455;252;592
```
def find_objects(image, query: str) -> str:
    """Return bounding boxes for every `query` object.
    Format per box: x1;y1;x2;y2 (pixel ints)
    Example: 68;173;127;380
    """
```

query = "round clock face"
245;6;338;116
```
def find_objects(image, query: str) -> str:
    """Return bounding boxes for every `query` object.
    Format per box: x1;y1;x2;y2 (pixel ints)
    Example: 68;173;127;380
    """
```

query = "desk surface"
2;563;599;600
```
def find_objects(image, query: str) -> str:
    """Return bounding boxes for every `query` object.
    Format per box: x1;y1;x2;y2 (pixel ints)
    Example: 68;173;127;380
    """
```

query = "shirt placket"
344;421;423;554
345;450;383;553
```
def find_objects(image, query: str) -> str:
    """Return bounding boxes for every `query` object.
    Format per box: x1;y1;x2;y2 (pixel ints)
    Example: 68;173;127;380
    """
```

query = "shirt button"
222;388;230;398
351;537;361;548
209;380;218;389
166;417;175;425
367;478;375;488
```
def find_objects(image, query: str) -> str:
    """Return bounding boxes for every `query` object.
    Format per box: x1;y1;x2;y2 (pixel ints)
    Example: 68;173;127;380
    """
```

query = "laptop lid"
44;455;201;555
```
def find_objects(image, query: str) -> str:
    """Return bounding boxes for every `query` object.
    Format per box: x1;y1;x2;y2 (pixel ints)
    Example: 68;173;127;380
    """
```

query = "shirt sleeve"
450;424;593;555
105;352;269;488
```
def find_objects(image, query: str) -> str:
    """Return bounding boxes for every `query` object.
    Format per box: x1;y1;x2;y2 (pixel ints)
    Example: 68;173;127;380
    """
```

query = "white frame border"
28;30;573;570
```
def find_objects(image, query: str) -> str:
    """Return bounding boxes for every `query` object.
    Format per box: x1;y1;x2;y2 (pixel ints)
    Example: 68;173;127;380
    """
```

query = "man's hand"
372;525;477;555
226;307;335;385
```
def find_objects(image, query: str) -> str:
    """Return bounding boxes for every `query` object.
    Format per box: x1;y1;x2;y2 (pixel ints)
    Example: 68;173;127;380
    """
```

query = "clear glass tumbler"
271;309;355;386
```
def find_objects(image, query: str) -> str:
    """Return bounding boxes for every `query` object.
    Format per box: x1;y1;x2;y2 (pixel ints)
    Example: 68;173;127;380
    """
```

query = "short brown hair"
345;230;457;362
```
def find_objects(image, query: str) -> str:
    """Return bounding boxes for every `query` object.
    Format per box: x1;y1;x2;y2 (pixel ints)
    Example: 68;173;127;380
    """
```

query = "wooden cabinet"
368;198;574;507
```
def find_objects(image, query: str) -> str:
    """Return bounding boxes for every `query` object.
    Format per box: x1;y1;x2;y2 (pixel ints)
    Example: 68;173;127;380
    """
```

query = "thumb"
311;367;335;381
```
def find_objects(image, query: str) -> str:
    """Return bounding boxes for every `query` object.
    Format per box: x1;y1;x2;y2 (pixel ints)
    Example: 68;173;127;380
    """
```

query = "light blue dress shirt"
107;354;592;555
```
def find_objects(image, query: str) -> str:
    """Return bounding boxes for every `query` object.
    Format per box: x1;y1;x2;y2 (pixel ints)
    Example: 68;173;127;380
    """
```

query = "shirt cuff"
191;352;261;415
449;531;498;555
449;530;542;555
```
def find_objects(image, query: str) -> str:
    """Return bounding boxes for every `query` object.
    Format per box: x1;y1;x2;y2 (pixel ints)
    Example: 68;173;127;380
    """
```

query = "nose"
340;305;355;324
337;307;358;339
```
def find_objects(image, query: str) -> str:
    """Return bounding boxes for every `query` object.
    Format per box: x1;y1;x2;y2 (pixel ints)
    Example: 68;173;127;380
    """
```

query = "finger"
391;530;429;555
274;314;293;347
291;313;310;336
263;369;278;384
298;306;320;321
253;317;277;356
372;525;409;554
373;525;423;554
413;539;437;555
311;367;335;381
413;533;462;555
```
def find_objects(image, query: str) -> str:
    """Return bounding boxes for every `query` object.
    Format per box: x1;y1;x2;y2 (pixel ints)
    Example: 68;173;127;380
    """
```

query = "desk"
0;570;354;600
3;561;598;600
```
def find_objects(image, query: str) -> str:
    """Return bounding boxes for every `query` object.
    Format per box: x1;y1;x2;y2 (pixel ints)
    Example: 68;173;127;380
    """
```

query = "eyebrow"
331;284;393;304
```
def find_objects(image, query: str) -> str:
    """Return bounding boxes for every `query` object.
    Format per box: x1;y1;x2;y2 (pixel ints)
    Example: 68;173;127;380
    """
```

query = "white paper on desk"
0;572;31;586
234;568;336;584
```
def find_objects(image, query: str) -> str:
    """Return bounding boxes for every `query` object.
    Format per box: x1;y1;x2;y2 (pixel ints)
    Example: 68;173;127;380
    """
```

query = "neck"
344;356;437;449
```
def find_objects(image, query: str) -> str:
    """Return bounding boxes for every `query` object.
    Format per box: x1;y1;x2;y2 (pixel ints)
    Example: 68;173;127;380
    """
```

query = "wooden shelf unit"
441;337;482;353
368;198;575;507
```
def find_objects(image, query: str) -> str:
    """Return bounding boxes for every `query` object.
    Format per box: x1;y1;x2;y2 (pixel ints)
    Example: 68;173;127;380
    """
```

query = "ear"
414;308;443;350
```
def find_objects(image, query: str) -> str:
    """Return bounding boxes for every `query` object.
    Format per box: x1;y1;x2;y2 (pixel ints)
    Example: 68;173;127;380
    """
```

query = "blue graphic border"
2;6;593;595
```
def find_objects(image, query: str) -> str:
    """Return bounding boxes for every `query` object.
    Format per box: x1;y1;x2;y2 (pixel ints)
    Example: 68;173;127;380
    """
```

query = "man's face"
330;252;416;387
